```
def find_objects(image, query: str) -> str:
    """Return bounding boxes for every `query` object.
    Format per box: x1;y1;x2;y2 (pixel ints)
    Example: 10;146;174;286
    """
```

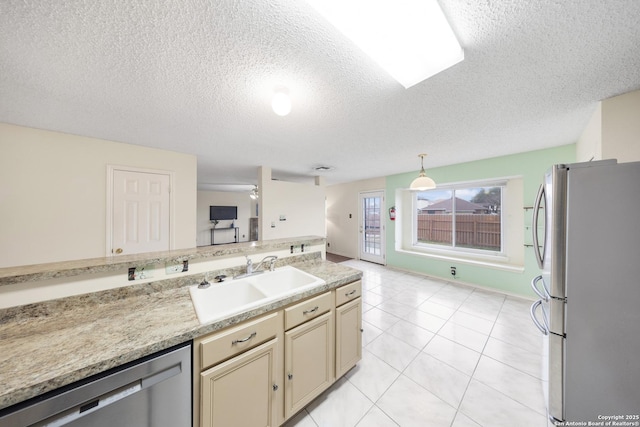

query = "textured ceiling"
1;0;640;190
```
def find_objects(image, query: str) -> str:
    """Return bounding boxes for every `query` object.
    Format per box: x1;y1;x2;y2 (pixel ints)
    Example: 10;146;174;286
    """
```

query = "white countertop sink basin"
189;266;325;324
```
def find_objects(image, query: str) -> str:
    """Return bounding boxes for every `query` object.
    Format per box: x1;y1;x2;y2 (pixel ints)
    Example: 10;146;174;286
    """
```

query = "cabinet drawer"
200;311;280;370
335;280;362;307
284;292;332;330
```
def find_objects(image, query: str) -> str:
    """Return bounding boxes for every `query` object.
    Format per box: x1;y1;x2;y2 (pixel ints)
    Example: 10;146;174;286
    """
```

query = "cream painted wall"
326;177;386;258
576;89;640;164
258;167;326;241
0;123;197;268
196;190;255;246
576;102;602;162
602;89;640;162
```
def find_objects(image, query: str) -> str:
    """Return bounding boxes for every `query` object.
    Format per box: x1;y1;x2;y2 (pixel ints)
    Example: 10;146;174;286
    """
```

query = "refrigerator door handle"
532;184;546;269
530;300;549;335
530;275;550;301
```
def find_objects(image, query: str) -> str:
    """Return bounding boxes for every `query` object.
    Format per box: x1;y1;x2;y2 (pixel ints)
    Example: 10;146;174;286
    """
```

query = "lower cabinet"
284;311;334;418
194;311;283;427
201;339;279;427
194;280;362;427
335;297;362;378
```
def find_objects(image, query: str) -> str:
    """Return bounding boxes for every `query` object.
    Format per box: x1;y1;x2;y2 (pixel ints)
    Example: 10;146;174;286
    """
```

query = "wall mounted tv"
210;205;237;221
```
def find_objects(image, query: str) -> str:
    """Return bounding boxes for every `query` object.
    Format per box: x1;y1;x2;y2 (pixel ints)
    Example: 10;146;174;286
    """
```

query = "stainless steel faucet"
253;255;278;272
248;255;278;273
245;256;254;275
236;255;278;279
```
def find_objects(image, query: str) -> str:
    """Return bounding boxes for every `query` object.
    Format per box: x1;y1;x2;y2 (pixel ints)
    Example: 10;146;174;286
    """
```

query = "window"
414;183;503;254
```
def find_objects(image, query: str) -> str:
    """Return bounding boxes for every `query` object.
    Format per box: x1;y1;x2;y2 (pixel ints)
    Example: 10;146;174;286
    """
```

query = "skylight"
305;0;464;88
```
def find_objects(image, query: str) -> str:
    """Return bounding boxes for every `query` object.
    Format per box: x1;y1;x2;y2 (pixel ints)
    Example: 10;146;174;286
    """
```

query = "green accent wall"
385;145;576;298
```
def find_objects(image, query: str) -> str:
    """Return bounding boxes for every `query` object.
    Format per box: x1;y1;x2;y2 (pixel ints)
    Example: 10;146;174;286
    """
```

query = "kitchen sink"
189;266;325;324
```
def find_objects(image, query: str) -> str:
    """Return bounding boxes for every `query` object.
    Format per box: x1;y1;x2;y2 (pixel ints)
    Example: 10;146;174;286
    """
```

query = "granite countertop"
0;258;361;412
0;236;325;286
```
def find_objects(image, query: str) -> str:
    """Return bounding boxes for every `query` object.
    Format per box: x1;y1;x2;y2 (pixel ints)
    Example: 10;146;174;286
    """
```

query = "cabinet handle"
273;384;279;391
345;290;357;297
288;373;293;380
303;306;319;315
231;331;257;345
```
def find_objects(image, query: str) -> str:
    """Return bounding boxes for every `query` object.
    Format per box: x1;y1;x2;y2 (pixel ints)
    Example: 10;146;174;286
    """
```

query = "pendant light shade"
410;154;436;191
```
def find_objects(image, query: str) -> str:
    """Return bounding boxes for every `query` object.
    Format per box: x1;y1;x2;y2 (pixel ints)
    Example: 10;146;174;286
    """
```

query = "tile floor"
284;260;547;427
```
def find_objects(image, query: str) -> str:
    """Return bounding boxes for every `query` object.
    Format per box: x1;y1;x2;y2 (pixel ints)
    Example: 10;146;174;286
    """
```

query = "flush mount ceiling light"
272;90;291;116
410;154;436;191
305;0;464;88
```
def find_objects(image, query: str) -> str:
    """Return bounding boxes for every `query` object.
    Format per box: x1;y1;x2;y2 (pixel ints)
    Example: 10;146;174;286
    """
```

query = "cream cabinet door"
284;311;334;419
201;338;279;427
335;297;362;378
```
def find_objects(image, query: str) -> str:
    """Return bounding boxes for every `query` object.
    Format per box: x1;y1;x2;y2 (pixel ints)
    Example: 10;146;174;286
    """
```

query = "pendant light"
410;154;436;191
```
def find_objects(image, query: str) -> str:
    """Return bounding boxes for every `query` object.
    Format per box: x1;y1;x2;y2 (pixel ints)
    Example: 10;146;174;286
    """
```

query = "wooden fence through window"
417;214;501;250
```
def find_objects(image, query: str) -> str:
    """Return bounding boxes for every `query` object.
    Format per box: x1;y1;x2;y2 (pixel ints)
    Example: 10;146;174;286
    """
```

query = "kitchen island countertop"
0;258;361;411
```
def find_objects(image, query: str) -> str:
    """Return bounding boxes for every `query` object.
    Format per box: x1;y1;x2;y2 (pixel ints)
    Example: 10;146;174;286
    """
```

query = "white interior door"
359;191;385;264
111;169;171;256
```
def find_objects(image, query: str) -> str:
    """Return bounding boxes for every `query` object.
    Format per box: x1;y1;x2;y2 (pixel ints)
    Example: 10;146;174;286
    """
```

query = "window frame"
411;179;508;258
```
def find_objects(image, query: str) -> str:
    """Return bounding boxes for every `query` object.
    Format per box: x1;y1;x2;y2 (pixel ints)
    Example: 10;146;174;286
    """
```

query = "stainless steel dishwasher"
0;343;191;427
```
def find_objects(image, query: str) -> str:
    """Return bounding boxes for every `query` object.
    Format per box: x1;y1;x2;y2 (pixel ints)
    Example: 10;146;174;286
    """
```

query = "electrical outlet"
165;260;188;274
128;264;154;281
450;266;457;277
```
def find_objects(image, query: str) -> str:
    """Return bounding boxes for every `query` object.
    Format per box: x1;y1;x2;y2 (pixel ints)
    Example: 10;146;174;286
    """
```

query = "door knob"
115;248;123;254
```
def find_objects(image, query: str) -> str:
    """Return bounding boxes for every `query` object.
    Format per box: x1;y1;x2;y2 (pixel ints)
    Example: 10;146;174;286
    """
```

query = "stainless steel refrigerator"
530;159;640;425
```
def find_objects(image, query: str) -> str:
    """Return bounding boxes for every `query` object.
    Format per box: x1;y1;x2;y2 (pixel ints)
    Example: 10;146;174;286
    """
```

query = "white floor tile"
429;293;466;309
363;291;385;306
451;412;482;427
365;333;421;371
377;375;457;427
490;320;544;355
289;261;549;427
457;299;502;322
423;335;481;376
306;377;373;427
355;405;399;427
472;356;546;415
390;290;431;308
361;301;374;313
416;300;456;320
362;320;384;346
448;311;495;335
459;380;547;427
346;349;401;402
402;309;447;333
369;285;402;300
385;319;434;349
283;410;317;427
377;299;414;317
404;353;471;407
482;337;543;379
437;321;489;353
362;307;401;331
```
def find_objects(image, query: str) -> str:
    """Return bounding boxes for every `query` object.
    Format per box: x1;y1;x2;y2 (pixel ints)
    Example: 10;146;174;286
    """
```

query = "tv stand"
211;227;239;245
